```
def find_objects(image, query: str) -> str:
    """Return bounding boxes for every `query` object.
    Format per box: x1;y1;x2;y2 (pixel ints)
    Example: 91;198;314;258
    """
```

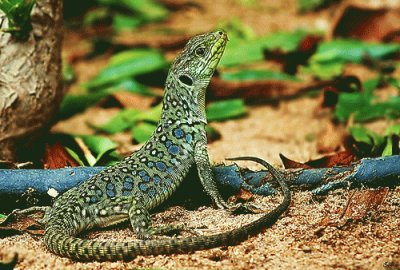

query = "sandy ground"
1;96;399;270
1;0;399;269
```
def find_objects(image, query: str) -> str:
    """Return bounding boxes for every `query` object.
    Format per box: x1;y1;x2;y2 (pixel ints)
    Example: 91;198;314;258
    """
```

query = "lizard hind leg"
128;199;188;240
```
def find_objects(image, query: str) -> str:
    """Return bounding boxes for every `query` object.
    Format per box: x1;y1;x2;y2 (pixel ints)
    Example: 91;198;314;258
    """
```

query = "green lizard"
42;30;291;261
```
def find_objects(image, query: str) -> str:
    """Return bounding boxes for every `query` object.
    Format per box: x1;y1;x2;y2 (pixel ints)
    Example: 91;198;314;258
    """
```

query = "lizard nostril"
218;31;224;36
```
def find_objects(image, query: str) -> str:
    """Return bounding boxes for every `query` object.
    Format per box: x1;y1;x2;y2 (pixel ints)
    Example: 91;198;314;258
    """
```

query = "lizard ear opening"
178;75;193;86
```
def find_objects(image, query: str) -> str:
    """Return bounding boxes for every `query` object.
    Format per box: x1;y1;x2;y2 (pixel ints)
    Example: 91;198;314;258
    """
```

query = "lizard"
41;29;291;261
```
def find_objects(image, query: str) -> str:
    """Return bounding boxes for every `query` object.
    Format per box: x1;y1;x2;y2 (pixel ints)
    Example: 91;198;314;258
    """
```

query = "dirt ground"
1;0;399;269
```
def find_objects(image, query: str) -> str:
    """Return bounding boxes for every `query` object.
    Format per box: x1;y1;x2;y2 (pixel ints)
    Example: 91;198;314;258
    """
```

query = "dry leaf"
330;4;400;42
44;142;79;169
318;188;389;229
280;150;357;169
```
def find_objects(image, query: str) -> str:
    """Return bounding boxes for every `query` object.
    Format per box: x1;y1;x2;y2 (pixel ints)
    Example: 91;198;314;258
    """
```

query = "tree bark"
0;0;64;161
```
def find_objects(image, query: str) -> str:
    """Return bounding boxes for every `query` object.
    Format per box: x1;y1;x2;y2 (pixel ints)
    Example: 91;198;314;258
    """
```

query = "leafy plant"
335;78;400;122
220;28;310;67
84;49;167;89
84;0;168;32
349;124;400;157
221;69;300;82
301;39;400;79
65;134;120;166
206;99;247;122
0;0;35;41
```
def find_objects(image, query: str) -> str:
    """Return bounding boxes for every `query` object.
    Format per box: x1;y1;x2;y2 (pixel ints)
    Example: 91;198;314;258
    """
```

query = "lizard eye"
195;47;206;56
178;74;193;86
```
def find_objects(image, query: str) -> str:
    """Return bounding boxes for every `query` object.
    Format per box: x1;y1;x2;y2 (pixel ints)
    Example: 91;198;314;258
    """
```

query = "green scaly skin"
42;30;291;261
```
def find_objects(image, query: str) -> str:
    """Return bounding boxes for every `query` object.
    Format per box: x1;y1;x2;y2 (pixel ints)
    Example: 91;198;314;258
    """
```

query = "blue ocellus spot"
96;189;103;196
90;196;97;203
106;183;114;190
173;128;184;138
142;175;150;182
153;176;161;184
148;187;156;197
156;161;167;171
147;161;154;167
168;145;180;155
123;181;133;190
122;190;131;196
138;171;146;177
107;189;115;197
186;134;192;143
139;183;148;192
166;140;172;147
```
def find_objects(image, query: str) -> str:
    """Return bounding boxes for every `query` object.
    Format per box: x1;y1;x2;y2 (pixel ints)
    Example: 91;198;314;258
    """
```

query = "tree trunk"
0;0;64;162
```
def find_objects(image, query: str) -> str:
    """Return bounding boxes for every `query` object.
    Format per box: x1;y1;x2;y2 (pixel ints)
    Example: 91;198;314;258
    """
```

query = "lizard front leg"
194;135;230;209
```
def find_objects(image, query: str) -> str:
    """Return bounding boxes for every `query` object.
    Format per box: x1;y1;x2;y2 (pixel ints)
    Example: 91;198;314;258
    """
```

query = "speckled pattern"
41;30;290;261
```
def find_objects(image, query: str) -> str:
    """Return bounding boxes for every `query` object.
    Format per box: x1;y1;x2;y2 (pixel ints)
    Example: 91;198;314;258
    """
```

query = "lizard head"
171;29;228;90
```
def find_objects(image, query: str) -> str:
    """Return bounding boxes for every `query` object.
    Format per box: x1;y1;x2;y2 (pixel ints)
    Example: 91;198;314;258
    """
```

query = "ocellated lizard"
42;30;291;261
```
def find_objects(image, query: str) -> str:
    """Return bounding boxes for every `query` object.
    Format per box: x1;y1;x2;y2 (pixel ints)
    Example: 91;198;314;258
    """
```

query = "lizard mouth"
209;30;228;66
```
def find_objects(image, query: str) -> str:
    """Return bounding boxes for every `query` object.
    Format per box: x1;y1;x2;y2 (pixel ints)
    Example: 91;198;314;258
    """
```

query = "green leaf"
0;0;35;40
206;99;247;122
58;91;111;120
113;14;142;32
311;39;400;64
263;29;309;53
220;29;310;67
84;49;167;89
76;135;118;166
382;137;393;156
298;0;329;13
221;69;300;82
119;0;168;22
303;40;400;79
65;147;86;166
0;213;6;219
385;123;400;136
83;7;109;26
62;60;76;84
205;125;221;141
131;122;157;143
299;60;344;80
95;78;154;96
334;78;400;122
89;104;161;134
387;77;400;90
349;125;384;147
89;109;142;134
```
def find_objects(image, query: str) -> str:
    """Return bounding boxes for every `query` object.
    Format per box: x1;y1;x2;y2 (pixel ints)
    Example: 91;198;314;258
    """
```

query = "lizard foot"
228;203;263;215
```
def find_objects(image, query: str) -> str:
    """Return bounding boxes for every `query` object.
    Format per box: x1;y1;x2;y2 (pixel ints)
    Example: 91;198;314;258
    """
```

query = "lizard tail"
44;156;290;261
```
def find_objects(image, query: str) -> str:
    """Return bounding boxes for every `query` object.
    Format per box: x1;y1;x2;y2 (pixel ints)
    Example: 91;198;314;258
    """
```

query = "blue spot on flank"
139;183;148;192
96;189;103;196
158;152;164;158
186;134;192;143
90;196;97;203
173;128;184;138
166;140;172;147
141;175;150;182
168;145;180;155
148;187;156;197
167;167;174;173
147;161;154;167
107;189;115;198
123;181;133;190
156;161;167;171
122;190;131;196
139;171;146;177
153;176;161;184
124;176;133;182
106;183;114;190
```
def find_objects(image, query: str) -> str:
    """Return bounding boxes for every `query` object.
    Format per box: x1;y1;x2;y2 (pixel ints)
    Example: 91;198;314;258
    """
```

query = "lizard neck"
161;74;207;125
